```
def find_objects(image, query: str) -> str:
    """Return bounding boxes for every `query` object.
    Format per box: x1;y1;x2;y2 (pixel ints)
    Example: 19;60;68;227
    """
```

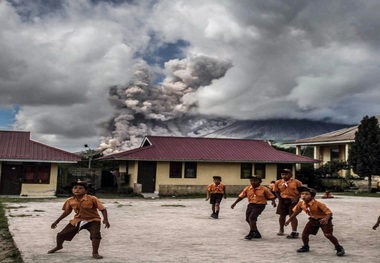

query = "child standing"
322;190;334;199
231;175;276;239
206;176;226;219
48;180;110;259
285;186;345;256
273;168;302;238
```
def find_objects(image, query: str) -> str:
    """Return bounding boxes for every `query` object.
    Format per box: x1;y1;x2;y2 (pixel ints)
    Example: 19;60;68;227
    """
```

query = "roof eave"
0;159;79;163
286;140;354;146
97;158;319;163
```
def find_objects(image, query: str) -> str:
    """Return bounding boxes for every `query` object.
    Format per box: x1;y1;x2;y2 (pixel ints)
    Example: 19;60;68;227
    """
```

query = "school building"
0;130;81;197
98;136;319;195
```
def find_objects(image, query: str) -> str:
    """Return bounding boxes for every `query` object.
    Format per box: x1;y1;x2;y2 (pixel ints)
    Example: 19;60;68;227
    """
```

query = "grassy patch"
159;194;205;199
0;201;23;262
113;201;133;208
161;204;186;207
5;206;27;210
116;204;133;208
334;192;380;197
0;198;56;203
8;214;33;218
159;194;237;199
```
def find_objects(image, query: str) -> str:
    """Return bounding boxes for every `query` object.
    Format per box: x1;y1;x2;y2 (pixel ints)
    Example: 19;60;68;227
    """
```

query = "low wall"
349;179;378;191
66;168;102;188
158;185;257;196
319;178;378;192
319;178;350;190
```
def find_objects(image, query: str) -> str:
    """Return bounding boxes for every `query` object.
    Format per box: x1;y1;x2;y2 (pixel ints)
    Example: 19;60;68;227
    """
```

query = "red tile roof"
98;136;319;163
288;115;380;146
288;126;357;145
0;131;81;163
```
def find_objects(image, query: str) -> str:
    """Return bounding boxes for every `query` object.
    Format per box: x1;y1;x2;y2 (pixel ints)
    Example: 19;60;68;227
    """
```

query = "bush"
117;187;134;195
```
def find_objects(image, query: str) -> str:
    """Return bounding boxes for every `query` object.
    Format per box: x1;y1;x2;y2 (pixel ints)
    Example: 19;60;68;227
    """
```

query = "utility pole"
84;144;93;169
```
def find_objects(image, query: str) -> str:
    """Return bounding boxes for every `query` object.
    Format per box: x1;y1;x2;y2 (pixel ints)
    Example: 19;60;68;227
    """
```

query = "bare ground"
4;195;380;263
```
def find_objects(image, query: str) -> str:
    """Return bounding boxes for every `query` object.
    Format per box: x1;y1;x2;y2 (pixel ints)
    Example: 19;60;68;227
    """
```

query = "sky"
2;0;380;153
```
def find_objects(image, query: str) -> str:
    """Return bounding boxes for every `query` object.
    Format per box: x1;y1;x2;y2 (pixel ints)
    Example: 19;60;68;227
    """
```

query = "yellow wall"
119;162;127;174
320;144;349;164
20;163;58;197
128;161;138;187
314;143;354;177
154;161;278;192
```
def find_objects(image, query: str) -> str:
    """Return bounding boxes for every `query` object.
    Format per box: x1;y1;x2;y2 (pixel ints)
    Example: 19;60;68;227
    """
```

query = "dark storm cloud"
2;0;380;152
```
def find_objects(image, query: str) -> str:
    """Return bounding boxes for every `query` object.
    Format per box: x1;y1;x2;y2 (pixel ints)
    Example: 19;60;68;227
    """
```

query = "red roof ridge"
0;130;80;162
146;135;264;142
98;135;318;163
30;139;81;158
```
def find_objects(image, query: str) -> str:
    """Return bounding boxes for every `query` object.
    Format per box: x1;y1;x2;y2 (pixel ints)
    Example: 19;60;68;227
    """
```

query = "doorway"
0;164;23;195
137;161;157;193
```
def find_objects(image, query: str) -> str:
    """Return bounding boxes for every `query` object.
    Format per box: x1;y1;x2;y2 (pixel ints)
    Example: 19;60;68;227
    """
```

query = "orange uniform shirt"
274;178;302;199
62;194;106;226
207;183;225;194
293;199;332;219
239;185;275;204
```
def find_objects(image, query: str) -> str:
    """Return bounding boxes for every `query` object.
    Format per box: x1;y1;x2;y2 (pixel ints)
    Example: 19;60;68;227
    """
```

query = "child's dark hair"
71;180;88;190
297;186;316;197
248;175;262;183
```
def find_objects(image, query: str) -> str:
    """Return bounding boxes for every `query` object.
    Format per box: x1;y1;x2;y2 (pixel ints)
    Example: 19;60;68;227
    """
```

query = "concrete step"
142;192;160;199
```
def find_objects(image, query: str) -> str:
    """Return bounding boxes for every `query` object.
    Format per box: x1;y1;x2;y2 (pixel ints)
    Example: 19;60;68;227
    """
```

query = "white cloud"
2;0;380;152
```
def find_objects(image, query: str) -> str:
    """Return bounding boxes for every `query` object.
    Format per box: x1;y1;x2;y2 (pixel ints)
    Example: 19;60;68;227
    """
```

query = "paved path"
5;195;380;262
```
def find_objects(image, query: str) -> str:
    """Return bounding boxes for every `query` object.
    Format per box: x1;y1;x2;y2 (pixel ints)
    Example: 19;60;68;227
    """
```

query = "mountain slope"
202;119;353;142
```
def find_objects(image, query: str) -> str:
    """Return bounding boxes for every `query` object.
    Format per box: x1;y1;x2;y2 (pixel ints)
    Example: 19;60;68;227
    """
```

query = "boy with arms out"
206;176;226;219
285;187;345;256
231;175;276;239
48;180;110;259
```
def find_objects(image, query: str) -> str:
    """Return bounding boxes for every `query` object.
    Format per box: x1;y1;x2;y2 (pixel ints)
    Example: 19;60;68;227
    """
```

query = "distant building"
287;116;380;178
98;136;319;195
0;130;81;196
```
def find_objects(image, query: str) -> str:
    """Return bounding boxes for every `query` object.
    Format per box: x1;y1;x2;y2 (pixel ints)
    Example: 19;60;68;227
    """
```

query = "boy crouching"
48;180;110;259
285;186;344;256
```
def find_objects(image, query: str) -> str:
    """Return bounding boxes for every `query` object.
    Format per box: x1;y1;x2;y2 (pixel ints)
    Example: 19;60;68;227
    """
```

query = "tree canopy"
348;115;380;191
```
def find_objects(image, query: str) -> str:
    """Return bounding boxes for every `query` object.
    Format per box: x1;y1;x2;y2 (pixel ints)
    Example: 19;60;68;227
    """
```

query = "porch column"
130;161;138;188
295;145;302;171
314;145;320;169
344;143;350;177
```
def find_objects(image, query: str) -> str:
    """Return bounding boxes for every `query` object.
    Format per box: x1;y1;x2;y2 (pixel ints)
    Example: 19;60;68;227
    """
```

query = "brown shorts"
302;217;334;236
276;198;296;216
57;221;101;241
210;193;224;204
246;203;266;222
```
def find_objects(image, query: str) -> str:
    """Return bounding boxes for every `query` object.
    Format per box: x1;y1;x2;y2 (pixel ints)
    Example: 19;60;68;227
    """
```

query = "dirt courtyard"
5;195;380;263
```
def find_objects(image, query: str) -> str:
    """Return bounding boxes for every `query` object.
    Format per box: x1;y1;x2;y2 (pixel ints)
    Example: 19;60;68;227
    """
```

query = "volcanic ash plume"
99;56;232;154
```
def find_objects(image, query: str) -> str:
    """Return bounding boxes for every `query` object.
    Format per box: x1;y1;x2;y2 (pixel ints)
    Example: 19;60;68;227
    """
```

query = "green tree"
315;160;349;178
348;115;380;192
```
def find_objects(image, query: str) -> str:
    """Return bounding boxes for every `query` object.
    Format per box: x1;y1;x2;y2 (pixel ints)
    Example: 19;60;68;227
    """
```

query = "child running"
273;168;302;238
206;176;226;219
48;180;110;259
231;175;276;239
285;186;345;256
